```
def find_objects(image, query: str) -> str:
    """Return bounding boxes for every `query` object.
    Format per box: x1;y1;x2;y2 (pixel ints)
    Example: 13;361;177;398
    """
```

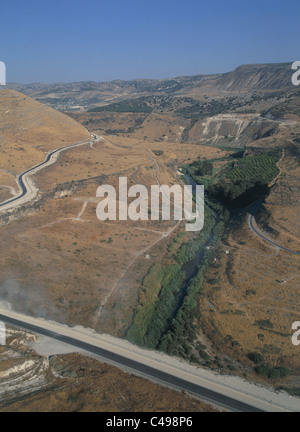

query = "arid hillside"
198;146;300;371
6;62;296;111
214;63;295;92
0;89;90;201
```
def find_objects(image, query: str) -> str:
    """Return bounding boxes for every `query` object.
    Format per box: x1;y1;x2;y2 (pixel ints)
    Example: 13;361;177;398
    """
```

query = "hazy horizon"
4;60;296;86
1;0;299;84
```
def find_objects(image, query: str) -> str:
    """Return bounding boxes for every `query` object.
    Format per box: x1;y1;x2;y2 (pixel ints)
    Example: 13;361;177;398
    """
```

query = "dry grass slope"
0;89;90;200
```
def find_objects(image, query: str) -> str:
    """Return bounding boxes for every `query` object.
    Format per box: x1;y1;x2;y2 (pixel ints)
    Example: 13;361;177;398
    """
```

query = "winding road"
0;135;97;213
249;200;300;256
248;146;299;255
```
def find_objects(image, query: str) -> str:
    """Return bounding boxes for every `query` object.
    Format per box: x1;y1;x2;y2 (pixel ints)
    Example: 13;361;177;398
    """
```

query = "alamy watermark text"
0;61;6;86
292;61;300;86
0;321;6;345
292;321;300;346
96;177;204;232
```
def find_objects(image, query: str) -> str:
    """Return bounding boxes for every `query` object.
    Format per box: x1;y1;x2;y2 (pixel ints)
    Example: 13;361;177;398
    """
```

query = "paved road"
0;312;264;412
249;201;300;256
0;137;95;211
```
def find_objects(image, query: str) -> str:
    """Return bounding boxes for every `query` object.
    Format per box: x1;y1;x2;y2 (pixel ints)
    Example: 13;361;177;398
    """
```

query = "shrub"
247;352;265;365
255;365;291;379
255;319;274;329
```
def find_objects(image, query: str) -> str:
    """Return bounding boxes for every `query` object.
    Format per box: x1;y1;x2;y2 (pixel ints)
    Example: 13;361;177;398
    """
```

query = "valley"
0;62;299;410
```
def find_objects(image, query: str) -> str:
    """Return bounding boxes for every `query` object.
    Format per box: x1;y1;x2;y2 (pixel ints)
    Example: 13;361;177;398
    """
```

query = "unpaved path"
96;147;183;320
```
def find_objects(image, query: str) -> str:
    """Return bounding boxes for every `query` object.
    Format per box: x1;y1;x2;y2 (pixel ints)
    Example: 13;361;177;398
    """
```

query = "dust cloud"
0;279;65;323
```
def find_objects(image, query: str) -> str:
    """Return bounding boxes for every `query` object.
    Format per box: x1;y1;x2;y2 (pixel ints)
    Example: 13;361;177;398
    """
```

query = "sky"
0;0;299;84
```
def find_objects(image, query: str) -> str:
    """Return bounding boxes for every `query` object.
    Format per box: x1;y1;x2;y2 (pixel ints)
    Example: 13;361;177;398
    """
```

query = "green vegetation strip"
88;99;153;113
127;149;282;370
126;203;228;364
